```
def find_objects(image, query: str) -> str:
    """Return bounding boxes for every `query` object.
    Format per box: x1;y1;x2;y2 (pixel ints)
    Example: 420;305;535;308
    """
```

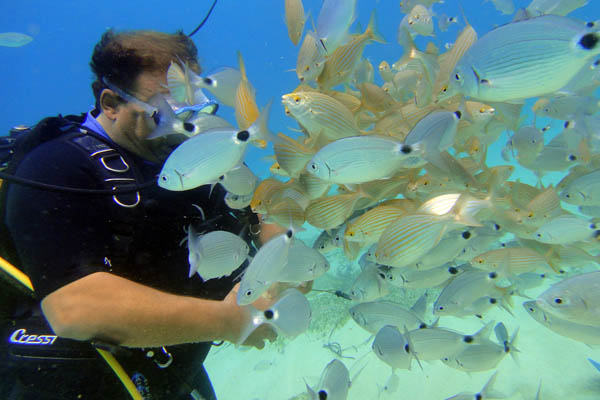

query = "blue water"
2;0;600;399
1;0;593;177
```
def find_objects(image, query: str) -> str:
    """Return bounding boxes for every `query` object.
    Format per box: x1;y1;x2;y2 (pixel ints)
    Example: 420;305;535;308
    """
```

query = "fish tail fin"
473;320;495;343
508;327;521;367
166;61;189;103
365;11;386;44
237;50;248;83
145;96;185;139
449;194;485;227
410;292;428;319
403;326;422;371
480;371;505;399
249;100;276;148
273;133;317;178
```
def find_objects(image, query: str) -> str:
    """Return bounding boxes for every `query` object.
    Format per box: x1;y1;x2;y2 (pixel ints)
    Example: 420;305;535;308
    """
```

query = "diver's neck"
96;112;117;141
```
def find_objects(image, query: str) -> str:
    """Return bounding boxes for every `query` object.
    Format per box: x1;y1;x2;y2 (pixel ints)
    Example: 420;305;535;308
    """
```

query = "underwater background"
2;0;600;399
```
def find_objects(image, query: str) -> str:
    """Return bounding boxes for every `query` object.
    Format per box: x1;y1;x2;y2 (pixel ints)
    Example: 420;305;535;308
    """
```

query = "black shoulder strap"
0;116;148;283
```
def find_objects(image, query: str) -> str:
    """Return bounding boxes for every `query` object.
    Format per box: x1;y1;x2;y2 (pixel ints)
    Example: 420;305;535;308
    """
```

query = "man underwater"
0;29;286;399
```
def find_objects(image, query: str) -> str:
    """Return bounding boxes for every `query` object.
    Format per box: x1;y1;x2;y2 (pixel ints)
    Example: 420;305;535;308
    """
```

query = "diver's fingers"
246;324;277;349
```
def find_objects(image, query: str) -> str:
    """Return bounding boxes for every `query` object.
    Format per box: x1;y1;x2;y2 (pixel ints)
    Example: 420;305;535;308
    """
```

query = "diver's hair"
90;29;201;110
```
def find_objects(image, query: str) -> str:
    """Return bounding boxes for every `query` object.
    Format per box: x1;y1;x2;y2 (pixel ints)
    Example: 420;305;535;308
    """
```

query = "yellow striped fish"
317;11;385;89
305;191;366;230
264;197;305;229
281;91;361;143
284;0;306;46
234;51;260;132
273;133;316;178
434;22;478;98
251;178;285;213
375;213;455;268
471;247;552;276
264;181;311;211
345;205;407;244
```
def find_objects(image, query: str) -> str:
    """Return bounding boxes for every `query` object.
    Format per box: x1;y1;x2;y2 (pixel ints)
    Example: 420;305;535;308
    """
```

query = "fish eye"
160;175;168;182
304;65;310;72
553;297;563;304
454;73;461;81
264;310;274;319
529;307;535;312
437;306;444;311
245;289;253;297
293;95;301;103
310;163;318;171
568;154;577;161
318;390;328;400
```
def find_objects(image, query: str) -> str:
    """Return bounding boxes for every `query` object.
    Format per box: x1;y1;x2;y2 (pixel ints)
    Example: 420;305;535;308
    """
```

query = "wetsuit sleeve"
5;139;114;299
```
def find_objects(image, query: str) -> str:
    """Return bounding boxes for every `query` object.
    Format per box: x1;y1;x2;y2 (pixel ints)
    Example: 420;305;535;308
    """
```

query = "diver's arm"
41;271;274;348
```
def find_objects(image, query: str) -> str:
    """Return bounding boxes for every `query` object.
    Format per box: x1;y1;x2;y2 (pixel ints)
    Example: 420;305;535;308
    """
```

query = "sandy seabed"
205;257;600;400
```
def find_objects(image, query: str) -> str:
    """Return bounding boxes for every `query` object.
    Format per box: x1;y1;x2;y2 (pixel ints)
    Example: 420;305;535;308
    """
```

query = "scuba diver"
0;6;291;399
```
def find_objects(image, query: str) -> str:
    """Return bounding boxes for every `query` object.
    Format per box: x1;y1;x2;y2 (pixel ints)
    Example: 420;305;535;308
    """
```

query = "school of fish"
152;0;600;398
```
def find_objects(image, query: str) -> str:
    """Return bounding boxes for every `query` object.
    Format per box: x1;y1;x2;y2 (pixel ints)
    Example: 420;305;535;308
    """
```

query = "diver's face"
111;71;170;161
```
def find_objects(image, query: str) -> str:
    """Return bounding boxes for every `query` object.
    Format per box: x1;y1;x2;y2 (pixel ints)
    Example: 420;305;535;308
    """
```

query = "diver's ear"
99;89;122;120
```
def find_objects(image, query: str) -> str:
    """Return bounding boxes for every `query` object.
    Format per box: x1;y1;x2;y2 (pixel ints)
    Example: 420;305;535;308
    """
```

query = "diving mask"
102;78;218;140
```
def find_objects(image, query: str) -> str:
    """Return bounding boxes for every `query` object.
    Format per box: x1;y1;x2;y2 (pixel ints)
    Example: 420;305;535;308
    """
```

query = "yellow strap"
0;255;143;399
0;255;33;292
96;348;143;400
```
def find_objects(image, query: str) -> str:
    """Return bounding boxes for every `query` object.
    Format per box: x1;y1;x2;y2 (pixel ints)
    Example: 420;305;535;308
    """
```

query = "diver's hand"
222;283;277;349
262;280;314;301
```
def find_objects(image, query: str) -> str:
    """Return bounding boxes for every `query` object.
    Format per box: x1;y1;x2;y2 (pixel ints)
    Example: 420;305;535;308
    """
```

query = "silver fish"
536;271;600;327
349;295;427;334
407;323;494;361
523;300;600;346
560;170;600;206
159;104;271;191
526;0;589;17
349;262;389;302
445;372;504;400
313;230;337;253
316;0;356;54
532;214;599;244
306;136;418;184
224;192;253;210
442;323;519;372
0;32;33;47
306;359;350;400
381;264;463;290
187;227;249;280
433;269;510;317
277;239;330;282
217;164;258;196
237;288;311;345
372;325;414;371
237;229;294;305
448;15;600;102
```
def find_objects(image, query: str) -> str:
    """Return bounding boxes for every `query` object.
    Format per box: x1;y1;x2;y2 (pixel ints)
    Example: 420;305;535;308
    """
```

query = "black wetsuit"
1;121;254;399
